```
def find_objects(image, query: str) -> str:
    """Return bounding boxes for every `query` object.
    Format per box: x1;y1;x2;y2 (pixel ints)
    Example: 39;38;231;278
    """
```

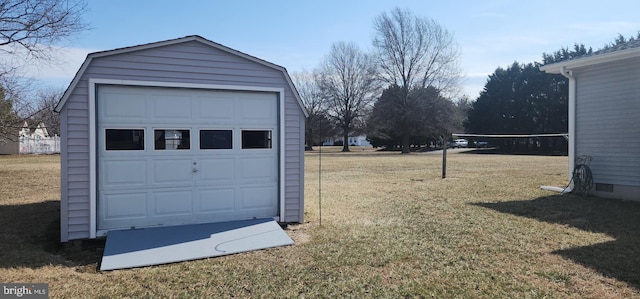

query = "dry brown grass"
1;150;640;298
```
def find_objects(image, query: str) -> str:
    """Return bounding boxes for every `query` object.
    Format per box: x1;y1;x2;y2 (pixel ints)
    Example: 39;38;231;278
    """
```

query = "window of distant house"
241;130;272;149
154;129;191;150
105;129;144;150
200;130;232;149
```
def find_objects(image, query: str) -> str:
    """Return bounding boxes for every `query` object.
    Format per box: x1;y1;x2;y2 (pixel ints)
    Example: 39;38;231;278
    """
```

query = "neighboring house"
19;121;60;154
54;35;308;242
322;135;372;147
347;135;372;147
541;39;640;201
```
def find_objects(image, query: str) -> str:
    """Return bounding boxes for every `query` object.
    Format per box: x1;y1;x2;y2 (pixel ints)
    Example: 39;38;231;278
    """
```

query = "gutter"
537;65;575;194
559;65;575;193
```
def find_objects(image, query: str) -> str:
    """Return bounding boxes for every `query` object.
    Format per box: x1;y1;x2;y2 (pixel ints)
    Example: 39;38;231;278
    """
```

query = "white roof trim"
540;46;640;74
55;35;308;117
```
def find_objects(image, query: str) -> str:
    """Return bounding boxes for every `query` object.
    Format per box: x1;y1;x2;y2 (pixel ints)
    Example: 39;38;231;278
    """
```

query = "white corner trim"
88;80;97;238
88;78;287;238
279;89;286;222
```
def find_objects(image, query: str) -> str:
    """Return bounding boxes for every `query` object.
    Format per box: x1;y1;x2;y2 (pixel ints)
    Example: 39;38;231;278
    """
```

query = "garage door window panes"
200;130;232;149
242;130;272;149
155;129;190;150
105;129;144;150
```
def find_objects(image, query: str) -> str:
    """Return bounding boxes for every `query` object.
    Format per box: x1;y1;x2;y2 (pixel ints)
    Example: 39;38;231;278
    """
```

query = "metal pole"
442;135;448;179
318;118;322;226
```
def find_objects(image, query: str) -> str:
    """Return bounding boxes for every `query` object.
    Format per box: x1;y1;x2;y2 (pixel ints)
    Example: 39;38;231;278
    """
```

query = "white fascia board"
55;55;91;112
282;71;309;118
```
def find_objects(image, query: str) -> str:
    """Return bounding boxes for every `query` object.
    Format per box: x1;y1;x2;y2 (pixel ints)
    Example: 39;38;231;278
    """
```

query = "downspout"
560;66;576;193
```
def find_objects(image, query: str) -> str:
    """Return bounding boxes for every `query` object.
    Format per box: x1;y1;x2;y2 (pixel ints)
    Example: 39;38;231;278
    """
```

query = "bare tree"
29;86;62;135
0;0;87;59
371;8;462;153
316;42;378;152
0;77;34;141
0;89;19;141
372;7;462;94
0;0;87;141
291;70;335;150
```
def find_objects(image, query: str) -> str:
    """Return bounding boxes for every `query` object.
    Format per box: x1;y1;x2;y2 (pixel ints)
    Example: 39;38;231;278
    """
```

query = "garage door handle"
192;168;199;173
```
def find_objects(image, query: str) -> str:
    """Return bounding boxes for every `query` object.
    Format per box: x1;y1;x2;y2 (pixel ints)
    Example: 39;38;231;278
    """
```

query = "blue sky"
25;0;640;99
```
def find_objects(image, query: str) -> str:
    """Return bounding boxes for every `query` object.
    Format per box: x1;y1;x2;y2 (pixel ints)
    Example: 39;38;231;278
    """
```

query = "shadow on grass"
472;195;640;289
0;200;103;269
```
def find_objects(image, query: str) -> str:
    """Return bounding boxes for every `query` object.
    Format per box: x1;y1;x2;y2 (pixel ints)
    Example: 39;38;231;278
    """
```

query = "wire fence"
19;136;61;154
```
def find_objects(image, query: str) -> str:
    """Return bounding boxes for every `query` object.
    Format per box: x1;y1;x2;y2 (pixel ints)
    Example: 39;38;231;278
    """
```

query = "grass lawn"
1;150;640;298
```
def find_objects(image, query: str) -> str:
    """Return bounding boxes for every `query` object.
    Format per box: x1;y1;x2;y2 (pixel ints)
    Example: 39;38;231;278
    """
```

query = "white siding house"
541;39;640;201
55;36;307;242
348;135;372;147
19;121;61;154
322;135;372;147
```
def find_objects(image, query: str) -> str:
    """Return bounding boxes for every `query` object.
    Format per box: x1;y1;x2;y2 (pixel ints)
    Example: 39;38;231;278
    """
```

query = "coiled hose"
571;155;593;197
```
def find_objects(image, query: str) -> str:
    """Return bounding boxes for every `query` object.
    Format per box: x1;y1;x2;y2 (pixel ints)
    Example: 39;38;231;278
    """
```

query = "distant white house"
322;134;372;147
348;135;372;147
19;121;60;154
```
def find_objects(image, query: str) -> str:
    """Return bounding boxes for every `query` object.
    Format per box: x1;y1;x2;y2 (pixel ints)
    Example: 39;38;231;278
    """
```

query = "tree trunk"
342;132;350;152
402;133;411;154
305;127;314;151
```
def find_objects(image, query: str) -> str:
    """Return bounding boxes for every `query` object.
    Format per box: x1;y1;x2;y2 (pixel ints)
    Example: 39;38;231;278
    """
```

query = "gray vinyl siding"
59;108;69;241
283;87;304;222
59;40;305;240
574;56;640;187
61;84;92;241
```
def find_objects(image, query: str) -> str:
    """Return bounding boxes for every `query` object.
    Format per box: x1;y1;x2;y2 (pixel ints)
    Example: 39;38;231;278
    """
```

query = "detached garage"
55;35;307;242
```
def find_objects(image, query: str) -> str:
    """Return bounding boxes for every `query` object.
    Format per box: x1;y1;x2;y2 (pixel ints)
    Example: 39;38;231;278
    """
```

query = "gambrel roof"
55;35;307;117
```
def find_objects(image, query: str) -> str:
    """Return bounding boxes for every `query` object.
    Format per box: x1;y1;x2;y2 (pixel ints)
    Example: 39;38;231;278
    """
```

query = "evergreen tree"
465;41;601;153
0;87;20;141
542;43;592;64
466;62;568;152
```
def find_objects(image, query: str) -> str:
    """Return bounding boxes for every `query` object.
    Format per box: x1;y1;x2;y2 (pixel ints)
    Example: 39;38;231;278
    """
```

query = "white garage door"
96;85;279;231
